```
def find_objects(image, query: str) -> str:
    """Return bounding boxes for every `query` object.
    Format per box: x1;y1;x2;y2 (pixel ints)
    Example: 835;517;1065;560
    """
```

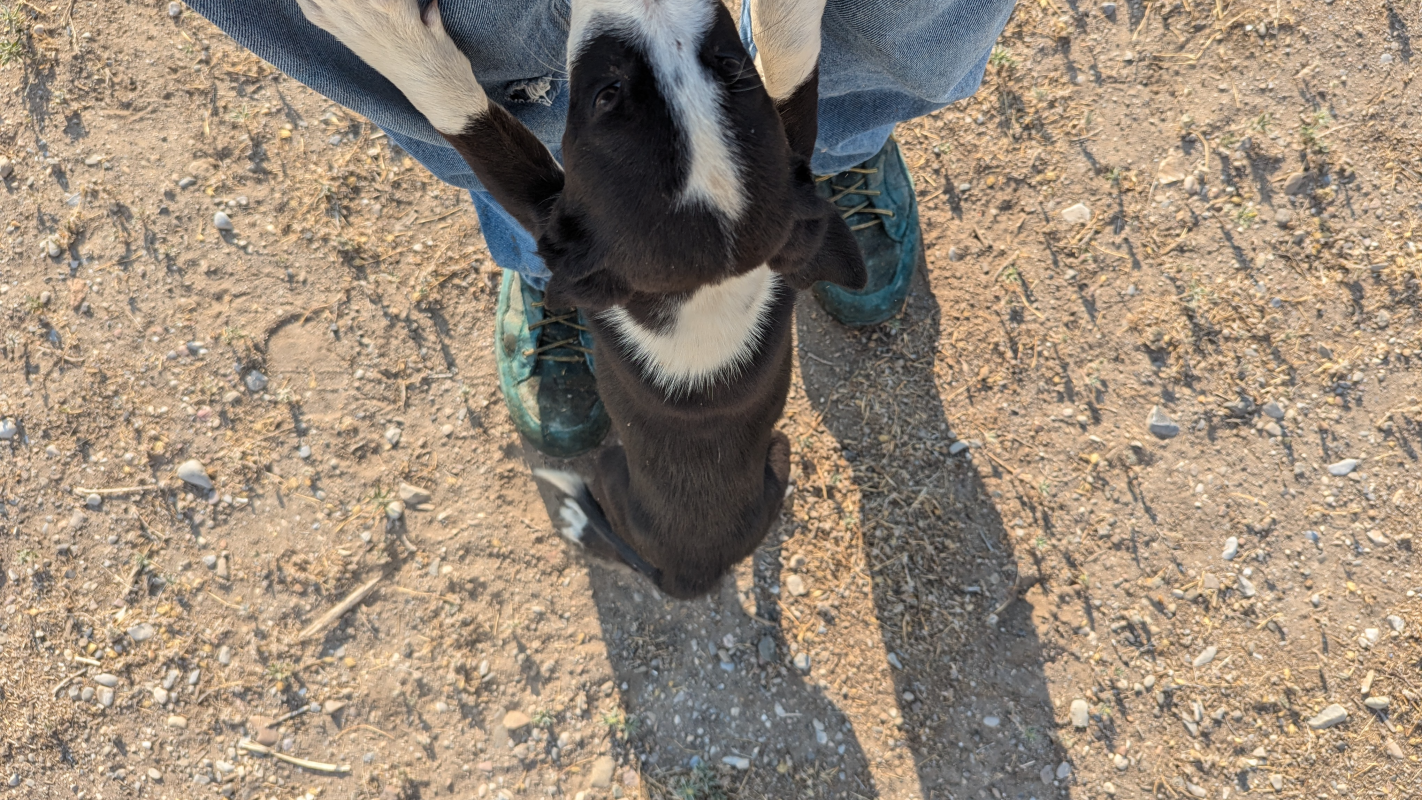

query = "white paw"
296;0;487;134
556;498;589;545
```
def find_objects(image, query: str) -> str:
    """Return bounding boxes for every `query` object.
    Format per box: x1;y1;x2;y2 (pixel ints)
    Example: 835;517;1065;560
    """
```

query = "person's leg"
745;0;1014;325
187;0;609;456
815;0;1015;173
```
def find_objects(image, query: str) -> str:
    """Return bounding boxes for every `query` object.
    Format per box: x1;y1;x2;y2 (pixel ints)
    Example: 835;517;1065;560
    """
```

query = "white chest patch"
601;266;779;395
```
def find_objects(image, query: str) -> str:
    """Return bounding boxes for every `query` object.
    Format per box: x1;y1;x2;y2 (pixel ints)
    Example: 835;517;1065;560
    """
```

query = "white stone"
1060;203;1091;225
176;459;213;490
1307;704;1348;729
1222;537;1239;560
1192;646;1217;667
1327;458;1360;476
1070;698;1090;728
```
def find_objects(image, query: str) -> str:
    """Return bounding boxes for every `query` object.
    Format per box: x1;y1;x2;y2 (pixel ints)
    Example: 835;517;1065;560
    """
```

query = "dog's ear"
769;157;868;291
443;103;564;236
537;202;634;310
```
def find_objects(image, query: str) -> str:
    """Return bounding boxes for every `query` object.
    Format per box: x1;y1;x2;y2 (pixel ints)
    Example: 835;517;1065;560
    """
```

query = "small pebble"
212;211;234;232
1101;1;1117;16
0;419;17;440
1387;615;1405;633
244;370;268;392
177;176;196;188
983;715;1001;728
1192;646;1217;668
722;756;750;771
86;493;102;509
0;156;13;179
793;652;811;672
1261;401;1284;419
1060;202;1091;225
503;710;531;730
98;687;115;708
1307;704;1349;729
1366;530;1389;547
1237;575;1257;598
167;1;181;17
785;574;808;596
127;623;156;642
166;715;187;729
1147;406;1180;438
217;645;232;665
1222;537;1239;561
94;673;119;688
1327;458;1360;477
201;554;217;569
1384;739;1406;760
1070;698;1090;728
298;444;312;459
1364;696;1391;711
176;459;213;490
386;500;405;521
1112;754;1129;771
152;687;170;705
757;636;777;664
1056;762;1072;780
385;426;402;446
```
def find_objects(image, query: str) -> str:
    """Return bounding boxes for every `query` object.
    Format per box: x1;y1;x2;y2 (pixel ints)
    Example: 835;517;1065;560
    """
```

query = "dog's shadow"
530;272;1071;798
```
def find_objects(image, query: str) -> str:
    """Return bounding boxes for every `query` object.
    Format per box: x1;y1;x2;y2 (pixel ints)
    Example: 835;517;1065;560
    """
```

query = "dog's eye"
714;54;744;80
594;81;621;112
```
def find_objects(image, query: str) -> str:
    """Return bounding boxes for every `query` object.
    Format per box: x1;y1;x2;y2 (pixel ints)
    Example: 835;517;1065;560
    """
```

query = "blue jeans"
189;0;1012;288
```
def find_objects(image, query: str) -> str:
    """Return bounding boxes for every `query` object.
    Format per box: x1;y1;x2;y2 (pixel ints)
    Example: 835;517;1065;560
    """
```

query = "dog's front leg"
297;0;563;234
746;0;828;157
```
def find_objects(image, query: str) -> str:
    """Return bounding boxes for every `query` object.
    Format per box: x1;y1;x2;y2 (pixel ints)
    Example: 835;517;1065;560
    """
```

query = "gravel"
1222;537;1239;560
1060;202;1091;225
1070;698;1090;728
212;211;234;231
244;370;268;392
785;574;808;596
0;419;17;440
1327;458;1360;477
1146;406;1180;438
176;459;213;490
1307;704;1349;729
1192;646;1218;667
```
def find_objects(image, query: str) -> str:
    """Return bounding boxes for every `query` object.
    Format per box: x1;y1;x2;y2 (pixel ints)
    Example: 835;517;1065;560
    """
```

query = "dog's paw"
296;0;486;134
532;469;592;546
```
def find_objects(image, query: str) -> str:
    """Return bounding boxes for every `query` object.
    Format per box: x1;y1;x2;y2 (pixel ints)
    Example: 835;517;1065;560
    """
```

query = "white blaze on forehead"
569;0;747;221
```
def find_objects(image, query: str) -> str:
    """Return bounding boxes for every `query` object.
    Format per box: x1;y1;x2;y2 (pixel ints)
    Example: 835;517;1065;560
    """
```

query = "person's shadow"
529;269;1071;798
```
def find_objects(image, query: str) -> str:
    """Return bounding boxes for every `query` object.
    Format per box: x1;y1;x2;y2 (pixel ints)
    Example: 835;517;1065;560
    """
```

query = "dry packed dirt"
2;1;1421;799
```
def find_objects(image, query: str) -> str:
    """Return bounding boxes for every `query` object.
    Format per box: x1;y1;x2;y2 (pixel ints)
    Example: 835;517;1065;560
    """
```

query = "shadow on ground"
530;273;1069;799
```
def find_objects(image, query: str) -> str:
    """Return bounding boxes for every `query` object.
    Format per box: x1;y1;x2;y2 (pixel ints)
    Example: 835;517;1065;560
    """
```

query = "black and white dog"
298;0;865;598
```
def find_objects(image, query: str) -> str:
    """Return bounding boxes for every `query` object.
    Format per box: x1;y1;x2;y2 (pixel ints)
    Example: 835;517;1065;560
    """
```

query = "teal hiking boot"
811;137;923;327
495;270;609;458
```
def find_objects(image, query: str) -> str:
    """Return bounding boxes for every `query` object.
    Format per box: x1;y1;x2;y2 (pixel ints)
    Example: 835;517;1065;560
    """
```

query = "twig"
272;702;321;725
238;739;350;773
72;485;158;497
333;724;395;741
297;576;383;641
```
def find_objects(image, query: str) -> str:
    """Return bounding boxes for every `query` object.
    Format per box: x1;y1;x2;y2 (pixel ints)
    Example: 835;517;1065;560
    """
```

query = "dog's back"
299;0;863;599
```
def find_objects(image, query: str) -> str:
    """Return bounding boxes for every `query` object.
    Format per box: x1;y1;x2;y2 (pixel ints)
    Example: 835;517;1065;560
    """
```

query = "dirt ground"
2;1;1421;799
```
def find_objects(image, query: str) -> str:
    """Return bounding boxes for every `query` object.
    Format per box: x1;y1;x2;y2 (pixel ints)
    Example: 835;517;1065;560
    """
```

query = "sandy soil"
1;1;1420;799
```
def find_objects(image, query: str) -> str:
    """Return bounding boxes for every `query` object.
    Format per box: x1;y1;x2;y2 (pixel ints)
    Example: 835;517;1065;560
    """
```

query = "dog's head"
488;0;865;309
